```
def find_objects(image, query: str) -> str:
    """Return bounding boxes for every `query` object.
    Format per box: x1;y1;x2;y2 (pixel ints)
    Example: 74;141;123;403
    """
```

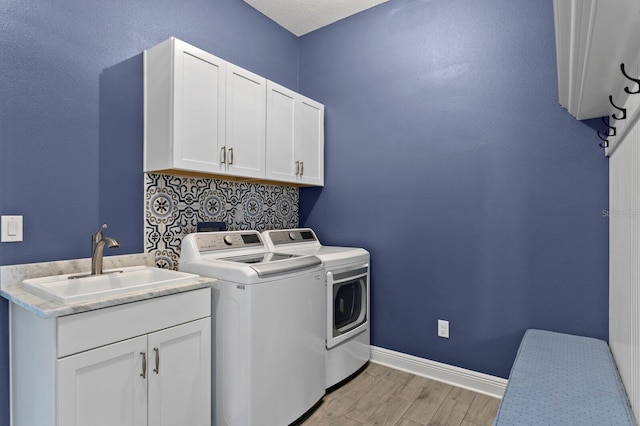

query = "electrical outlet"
438;319;449;338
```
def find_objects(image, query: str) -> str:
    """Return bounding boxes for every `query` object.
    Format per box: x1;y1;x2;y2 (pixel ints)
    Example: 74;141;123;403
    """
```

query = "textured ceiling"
244;0;389;36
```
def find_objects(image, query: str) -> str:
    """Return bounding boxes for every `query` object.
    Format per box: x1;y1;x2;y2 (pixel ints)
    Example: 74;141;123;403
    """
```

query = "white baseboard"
370;346;507;399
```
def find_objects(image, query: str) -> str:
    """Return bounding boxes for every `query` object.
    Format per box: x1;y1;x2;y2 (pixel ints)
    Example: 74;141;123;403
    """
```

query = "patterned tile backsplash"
145;173;299;269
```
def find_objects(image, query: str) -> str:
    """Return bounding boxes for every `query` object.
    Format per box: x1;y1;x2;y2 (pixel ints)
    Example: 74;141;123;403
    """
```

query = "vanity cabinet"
266;81;324;186
10;288;211;426
144;37;266;180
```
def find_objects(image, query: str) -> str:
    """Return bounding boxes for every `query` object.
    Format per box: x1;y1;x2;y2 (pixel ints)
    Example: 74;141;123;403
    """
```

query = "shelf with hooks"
554;0;640;120
600;61;640;156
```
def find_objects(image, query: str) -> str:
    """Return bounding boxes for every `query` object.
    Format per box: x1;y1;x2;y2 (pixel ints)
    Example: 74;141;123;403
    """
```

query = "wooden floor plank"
330;417;364;426
344;377;403;423
396;419;424;426
339;368;385;400
394;375;435;402
301;394;358;425
364;362;391;378
461;394;500;426
383;367;414;386
401;379;454;425
364;395;414;425
426;387;476;426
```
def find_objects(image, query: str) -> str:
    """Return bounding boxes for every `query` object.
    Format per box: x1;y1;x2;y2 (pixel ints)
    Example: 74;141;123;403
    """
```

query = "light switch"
8;221;17;236
1;215;23;242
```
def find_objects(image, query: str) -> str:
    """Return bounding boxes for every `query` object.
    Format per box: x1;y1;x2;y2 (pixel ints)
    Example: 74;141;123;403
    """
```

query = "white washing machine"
262;228;370;388
179;230;326;426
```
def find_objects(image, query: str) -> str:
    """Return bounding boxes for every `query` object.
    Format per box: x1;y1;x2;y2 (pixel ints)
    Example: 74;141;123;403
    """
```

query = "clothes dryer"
179;231;325;426
262;228;370;388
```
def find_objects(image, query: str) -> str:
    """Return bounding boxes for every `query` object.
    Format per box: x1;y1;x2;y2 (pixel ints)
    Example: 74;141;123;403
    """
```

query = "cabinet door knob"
300;161;304;177
220;146;226;164
140;352;147;379
153;347;160;374
295;161;300;176
228;148;234;165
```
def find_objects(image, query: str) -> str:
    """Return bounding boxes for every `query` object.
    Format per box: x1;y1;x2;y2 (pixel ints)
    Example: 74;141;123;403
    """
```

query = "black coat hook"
621;63;640;95
596;130;609;148
597;130;611;142
609;95;627;120
601;117;616;137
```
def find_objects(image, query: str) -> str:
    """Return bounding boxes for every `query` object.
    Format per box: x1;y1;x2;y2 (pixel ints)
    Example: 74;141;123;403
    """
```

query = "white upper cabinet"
554;0;640;119
225;63;266;179
144;37;324;186
266;81;324;186
145;37;226;174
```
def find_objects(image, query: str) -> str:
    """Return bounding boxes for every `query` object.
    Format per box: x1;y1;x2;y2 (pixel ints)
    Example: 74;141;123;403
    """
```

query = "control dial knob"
223;235;234;246
288;232;297;241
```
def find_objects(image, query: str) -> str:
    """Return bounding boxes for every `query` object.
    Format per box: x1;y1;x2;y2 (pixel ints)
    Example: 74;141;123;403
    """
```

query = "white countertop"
0;253;215;318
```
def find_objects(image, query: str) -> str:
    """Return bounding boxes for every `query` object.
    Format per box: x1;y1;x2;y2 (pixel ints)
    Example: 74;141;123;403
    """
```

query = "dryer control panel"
267;229;318;246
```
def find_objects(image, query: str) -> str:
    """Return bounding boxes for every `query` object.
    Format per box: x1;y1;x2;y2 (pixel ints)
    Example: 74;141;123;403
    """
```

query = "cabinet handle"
220;146;226;164
140;352;146;379
228;147;234;165
153;347;160;374
300;161;304;177
295;161;300;176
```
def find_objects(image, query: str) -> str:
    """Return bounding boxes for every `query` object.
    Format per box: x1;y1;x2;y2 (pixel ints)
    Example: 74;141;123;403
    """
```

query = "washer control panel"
193;231;263;251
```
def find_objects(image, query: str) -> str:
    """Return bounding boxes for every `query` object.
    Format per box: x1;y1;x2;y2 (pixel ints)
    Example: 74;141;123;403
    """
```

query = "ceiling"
243;0;389;36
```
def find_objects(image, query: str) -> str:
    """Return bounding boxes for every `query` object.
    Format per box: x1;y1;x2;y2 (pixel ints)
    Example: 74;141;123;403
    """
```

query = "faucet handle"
92;224;108;250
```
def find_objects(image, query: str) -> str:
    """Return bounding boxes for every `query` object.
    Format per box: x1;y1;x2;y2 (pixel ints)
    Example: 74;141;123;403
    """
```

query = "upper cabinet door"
144;38;226;174
225;63;266;179
299;97;324;186
266;82;298;183
173;42;226;173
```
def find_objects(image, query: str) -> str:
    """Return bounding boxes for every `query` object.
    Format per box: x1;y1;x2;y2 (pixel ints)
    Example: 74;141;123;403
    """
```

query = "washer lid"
218;252;321;277
220;252;299;264
250;255;320;277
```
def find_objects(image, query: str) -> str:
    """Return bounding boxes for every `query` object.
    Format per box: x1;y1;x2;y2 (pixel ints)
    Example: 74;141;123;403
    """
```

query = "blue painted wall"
299;0;609;379
0;1;297;423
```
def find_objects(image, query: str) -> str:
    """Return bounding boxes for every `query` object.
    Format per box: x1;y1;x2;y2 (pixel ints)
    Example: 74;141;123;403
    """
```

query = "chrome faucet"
91;224;120;275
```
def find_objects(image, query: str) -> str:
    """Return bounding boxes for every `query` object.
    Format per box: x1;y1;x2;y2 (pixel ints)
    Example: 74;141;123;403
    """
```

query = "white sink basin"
22;266;200;304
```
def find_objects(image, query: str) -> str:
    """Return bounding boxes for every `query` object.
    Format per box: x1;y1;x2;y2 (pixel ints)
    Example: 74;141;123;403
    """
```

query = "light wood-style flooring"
298;362;500;426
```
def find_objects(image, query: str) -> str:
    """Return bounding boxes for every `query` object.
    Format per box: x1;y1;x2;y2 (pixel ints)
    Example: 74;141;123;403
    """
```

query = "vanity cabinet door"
57;336;148;426
147;318;211;426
